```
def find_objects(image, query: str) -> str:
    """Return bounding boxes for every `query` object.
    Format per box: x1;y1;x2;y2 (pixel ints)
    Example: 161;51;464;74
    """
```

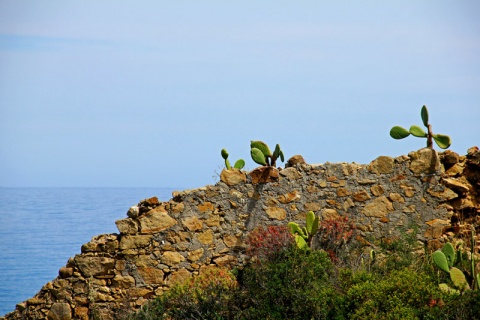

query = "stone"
362;196;394;218
187;248;204;262
137;267;165;285
58;267;73;278
198;202;214;213
143;196;160;206
368;156;394;174
278;190;301;204
74;256;115;278
213;255;237;268
279;167;302;180
161;251;185;266
321;209;339;220
427;187;458;201
304;202;322;211
353;190;370;202
408;148;439;174
139;206;177;234
119;235;152;250
183;216;203;231
112;274;135;288
388;193;405;203
220;168;246;186
223;235;242;248
196;230;214;245
265;207;286;220
337;188;350;197
127;205;140;218
47;302;71;320
442;177;471;194
249;166;279;184
74;307;89;320
166;268;191;287
115;218;139;235
286;155;306;167
370;185;384;196
441;150;460;167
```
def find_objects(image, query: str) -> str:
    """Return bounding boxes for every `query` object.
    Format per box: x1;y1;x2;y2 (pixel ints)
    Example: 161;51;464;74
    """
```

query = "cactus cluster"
250;140;284;167
221;148;245;170
432;238;479;293
287;211;319;251
389;105;451;149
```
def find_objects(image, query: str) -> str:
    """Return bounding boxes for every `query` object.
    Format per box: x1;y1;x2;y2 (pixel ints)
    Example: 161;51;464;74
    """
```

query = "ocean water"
0;187;177;316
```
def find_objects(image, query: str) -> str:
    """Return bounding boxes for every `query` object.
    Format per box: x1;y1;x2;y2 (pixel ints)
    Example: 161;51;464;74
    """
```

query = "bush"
343;268;442;320
236;248;342;319
245;225;294;262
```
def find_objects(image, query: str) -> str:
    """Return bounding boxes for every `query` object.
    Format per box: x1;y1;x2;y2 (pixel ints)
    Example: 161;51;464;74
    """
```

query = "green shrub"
236;248;342;319
343;268;442;319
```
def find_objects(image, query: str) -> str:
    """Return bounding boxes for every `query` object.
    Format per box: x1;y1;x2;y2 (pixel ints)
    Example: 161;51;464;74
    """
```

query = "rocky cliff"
3;147;479;320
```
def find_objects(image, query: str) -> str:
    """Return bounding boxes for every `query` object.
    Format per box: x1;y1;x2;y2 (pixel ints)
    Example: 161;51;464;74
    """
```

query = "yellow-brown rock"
182;216;203;231
362;196;394;218
369;156;394;174
265;207;286;220
220;168;246;186
161;251;185;266
139;207;177;234
409;148;439;174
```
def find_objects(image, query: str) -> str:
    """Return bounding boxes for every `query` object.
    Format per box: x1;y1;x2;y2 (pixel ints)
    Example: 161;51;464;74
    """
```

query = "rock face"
3;147;480;320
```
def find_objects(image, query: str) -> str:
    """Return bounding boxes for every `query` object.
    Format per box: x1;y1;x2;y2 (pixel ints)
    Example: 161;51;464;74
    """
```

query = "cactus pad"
432;250;450;274
234;159;245;169
389;126;410;139
421;105;429;127
433;134;451;149
221;148;229;160
441;242;456;268
305;211;319;236
250;140;271;157
409;125;427;137
251;147;267;165
450;267;470;290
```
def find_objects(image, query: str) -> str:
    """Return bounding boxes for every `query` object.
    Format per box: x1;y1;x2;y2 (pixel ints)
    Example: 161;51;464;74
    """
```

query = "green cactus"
432;242;477;293
287;211;319;251
389;105;451;149
250;140;284;167
221;148;245;170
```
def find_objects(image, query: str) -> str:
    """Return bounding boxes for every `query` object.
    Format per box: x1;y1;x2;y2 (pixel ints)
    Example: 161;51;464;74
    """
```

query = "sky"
0;1;479;188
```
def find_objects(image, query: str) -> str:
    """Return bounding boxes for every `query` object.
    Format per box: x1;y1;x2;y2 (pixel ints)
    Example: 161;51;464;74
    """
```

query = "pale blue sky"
0;1;479;188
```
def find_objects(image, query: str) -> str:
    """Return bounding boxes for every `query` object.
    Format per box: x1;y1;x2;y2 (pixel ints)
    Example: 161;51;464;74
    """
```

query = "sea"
0;187;177;316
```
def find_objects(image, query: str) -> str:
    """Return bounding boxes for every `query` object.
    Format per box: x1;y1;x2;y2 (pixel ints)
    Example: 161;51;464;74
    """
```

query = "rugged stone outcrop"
3;147;479;319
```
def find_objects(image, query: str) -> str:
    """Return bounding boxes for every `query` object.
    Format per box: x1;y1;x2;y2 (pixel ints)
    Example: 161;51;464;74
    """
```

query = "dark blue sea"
0;187;177;316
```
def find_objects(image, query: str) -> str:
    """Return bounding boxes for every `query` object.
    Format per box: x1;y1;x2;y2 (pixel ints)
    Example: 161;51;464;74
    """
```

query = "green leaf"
442;243;456;268
251;147;267;165
234;159;245;169
421;105;429;127
450;267;470;290
390;126;410;139
306;211;315;234
250;140;271;157
409;125;427;137
273;144;281;160
294;235;308;250
279;150;285;162
432;250;450;274
433;134;451;149
287;222;305;238
221;148;229;160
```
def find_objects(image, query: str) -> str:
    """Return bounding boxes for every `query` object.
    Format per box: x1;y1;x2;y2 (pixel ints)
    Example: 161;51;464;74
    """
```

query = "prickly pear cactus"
389;105;451;149
287;211;319;251
250;140;285;167
221;148;245;170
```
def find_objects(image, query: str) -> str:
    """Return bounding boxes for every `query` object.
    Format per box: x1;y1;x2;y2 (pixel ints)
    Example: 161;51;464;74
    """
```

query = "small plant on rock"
250;140;284;167
287;211;319;251
221;148;245;170
389;105;451;149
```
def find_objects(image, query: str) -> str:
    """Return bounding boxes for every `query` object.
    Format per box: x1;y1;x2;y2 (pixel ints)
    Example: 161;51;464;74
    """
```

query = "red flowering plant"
245;225;294;263
317;216;356;264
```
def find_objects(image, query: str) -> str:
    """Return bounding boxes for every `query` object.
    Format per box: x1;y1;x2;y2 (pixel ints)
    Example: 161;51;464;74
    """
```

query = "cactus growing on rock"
250;140;284;167
221;148;245;170
390;105;451;149
287;211;319;251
